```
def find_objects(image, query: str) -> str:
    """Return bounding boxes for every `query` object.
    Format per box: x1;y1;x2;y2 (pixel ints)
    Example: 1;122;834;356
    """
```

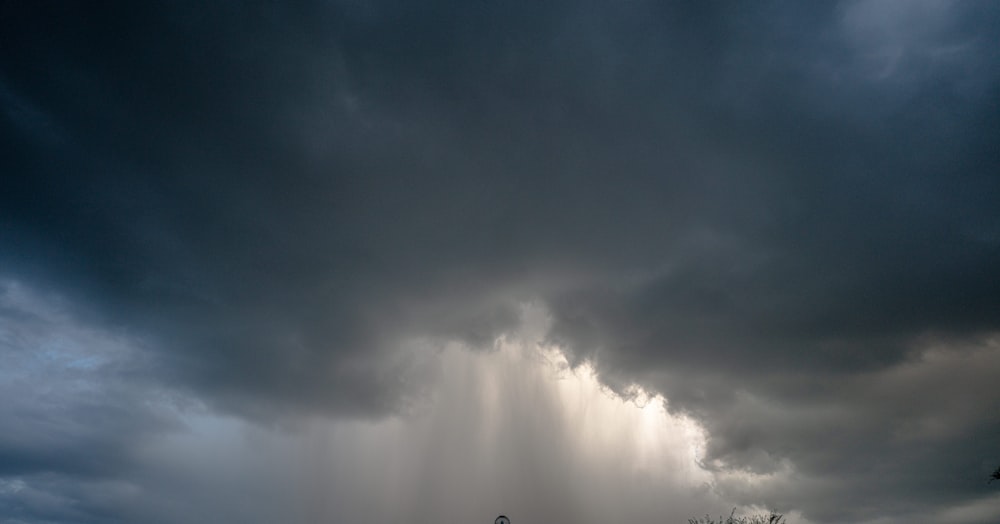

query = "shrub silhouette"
688;508;785;524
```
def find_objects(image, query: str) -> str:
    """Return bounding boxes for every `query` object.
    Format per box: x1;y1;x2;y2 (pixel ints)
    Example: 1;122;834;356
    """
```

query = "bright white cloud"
139;304;728;524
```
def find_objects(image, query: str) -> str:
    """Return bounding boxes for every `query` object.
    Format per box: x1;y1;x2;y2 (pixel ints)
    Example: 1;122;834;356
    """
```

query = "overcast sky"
2;1;1000;523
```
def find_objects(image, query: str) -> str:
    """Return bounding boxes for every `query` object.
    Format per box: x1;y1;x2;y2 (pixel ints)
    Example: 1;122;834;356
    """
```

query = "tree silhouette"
689;508;785;524
990;465;1000;483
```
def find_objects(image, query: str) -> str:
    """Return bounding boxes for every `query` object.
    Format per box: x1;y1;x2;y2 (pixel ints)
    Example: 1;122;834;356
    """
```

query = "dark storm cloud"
3;1;1000;522
0;0;741;415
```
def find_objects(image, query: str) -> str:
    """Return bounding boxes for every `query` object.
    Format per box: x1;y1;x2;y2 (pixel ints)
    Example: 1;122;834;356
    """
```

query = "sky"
1;1;999;523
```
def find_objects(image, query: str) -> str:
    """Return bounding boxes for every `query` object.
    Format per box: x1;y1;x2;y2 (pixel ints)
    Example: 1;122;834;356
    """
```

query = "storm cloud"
2;1;999;523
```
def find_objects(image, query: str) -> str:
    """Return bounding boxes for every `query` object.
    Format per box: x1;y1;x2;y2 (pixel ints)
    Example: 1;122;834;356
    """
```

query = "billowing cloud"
2;1;999;523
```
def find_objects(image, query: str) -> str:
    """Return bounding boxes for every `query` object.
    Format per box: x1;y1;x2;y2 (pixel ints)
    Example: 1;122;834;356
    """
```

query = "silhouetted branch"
688;508;785;524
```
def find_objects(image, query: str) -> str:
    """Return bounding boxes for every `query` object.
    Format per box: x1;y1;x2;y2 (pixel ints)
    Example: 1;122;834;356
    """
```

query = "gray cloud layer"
2;1;1000;522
